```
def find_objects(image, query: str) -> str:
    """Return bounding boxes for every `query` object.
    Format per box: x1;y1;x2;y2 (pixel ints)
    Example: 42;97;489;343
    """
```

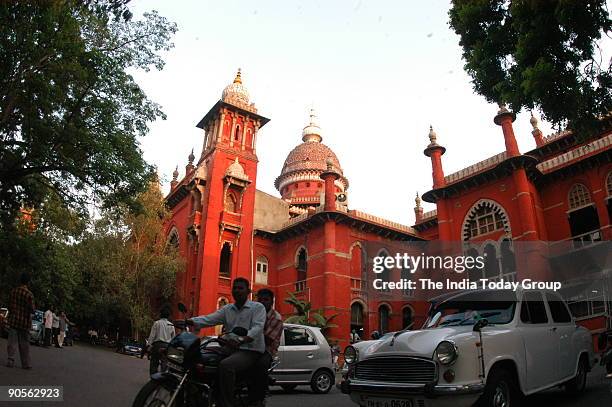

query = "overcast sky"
128;0;610;225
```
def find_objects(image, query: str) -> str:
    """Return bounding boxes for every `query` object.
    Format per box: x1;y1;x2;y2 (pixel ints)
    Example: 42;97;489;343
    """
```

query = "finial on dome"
172;165;179;180
415;192;421;207
530;111;539;130
233;68;242;84
428;125;437;144
188;148;195;164
302;107;323;143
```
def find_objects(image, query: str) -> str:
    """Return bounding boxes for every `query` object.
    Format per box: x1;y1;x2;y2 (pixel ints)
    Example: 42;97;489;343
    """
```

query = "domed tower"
275;109;349;213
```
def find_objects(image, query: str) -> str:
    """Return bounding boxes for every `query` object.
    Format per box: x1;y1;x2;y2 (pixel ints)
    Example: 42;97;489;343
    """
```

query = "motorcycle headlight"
434;341;458;365
166;346;184;364
344;346;358;364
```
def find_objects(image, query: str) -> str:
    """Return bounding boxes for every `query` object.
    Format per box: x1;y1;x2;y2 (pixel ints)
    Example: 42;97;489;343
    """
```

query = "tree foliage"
284;292;338;335
0;1;177;227
448;0;611;134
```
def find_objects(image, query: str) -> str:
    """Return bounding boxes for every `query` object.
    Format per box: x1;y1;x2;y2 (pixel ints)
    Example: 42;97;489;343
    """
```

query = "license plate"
364;398;413;407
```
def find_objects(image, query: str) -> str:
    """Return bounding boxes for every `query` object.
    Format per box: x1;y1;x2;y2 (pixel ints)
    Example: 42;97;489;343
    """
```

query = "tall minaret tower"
193;69;270;317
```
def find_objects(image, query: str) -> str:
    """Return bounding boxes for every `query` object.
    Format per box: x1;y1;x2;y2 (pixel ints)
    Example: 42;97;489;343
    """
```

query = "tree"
448;1;611;135
0;1;177;228
284;292;338;336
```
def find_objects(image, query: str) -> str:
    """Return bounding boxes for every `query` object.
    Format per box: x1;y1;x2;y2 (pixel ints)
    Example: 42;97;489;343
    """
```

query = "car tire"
280;384;297;392
565;356;588;395
478;367;521;407
310;370;333;394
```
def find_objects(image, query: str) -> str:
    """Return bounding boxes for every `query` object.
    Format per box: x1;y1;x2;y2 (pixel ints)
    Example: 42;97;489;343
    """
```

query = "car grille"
354;356;437;384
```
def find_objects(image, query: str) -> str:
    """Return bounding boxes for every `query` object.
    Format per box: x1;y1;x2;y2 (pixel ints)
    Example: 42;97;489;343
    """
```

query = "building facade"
165;70;612;347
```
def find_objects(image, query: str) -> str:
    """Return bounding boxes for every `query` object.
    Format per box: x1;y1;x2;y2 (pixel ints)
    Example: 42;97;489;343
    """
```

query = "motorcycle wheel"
132;380;181;407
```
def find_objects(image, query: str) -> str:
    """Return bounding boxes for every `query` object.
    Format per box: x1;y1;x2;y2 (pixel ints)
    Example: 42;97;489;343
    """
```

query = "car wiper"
444;312;502;327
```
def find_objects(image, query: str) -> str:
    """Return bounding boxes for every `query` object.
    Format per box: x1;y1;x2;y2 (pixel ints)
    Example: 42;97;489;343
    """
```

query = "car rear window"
284;327;316;346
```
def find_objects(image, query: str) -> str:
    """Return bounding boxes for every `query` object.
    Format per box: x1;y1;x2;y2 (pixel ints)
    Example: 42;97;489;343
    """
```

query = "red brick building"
165;70;612;347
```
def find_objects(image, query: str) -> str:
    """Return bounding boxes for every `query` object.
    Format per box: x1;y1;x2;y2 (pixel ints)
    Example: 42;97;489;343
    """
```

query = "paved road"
0;337;610;406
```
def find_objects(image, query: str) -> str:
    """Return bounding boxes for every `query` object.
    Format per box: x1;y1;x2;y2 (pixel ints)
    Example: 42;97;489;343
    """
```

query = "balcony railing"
295;280;307;292
570;229;603;249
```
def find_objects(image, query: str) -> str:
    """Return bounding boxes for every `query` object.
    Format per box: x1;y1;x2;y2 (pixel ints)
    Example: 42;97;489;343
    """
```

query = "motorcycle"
132;303;277;407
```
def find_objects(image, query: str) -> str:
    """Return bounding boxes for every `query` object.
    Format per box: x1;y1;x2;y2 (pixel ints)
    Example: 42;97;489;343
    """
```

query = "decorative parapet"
537;133;611;174
291;196;321;204
444;152;507;184
349;210;417;235
542;129;572;144
422;209;437;220
281;211;309;229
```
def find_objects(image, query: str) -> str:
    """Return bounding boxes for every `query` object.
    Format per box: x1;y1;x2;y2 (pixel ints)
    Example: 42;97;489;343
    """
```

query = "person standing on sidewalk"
58;312;69;347
43;307;53;347
147;306;175;375
5;272;35;369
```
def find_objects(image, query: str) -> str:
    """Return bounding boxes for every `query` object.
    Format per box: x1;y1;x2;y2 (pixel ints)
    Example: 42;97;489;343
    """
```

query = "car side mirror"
473;319;489;332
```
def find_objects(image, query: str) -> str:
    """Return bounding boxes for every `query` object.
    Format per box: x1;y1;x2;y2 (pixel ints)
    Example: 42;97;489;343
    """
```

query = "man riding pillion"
187;277;266;407
248;288;283;407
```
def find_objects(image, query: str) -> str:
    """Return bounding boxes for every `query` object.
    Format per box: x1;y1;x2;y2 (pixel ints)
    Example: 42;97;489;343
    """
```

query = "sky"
127;0;609;225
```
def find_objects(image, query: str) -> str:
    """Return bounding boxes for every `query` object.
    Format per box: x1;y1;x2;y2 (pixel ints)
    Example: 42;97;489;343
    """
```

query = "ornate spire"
233;68;242;84
497;102;510;115
172;165;179;180
188;148;195;164
302;107;323;143
428;125;438;146
530;111;539;130
415;192;421;208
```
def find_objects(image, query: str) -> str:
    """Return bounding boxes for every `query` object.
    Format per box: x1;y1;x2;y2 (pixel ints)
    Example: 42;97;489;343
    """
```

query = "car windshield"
425;290;517;329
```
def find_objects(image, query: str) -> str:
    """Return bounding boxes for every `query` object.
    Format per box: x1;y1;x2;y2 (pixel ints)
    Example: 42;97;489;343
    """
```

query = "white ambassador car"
339;288;595;407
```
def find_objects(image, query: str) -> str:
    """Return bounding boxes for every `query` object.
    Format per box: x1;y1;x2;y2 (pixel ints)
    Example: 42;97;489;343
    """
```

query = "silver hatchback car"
271;323;335;394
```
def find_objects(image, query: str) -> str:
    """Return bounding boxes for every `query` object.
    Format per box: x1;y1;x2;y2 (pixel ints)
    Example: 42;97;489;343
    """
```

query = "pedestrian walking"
5;272;35;369
43;307;53;347
147;307;175;375
52;311;60;347
58;312;69;347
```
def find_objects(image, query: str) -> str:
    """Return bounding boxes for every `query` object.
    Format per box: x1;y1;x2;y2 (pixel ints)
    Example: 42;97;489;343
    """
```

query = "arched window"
402;306;413;330
500;239;516;276
465;247;481;281
225;193;237;213
234;125;241;141
350;302;364;331
377;250;391;292
378;305;390;334
167;227;179;248
606;172;612;226
255;256;268;285
484;244;499;279
462;200;510;241
296;248;307;291
567;183;601;243
219;242;231;278
568;183;591;209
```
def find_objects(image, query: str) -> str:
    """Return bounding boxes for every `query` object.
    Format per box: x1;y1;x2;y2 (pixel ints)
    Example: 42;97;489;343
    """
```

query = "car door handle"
306;353;314;358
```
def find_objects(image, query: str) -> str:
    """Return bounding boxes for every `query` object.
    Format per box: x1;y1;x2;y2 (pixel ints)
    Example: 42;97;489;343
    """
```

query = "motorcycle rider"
248;288;283;407
146;306;175;375
188;277;266;407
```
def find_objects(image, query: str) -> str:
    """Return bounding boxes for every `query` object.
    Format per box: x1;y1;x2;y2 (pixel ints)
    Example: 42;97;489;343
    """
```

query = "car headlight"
434;341;458;365
166;346;184;364
344;346;358;364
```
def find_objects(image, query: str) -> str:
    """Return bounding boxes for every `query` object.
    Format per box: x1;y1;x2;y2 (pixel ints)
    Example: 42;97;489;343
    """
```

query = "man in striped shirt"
247;288;283;407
